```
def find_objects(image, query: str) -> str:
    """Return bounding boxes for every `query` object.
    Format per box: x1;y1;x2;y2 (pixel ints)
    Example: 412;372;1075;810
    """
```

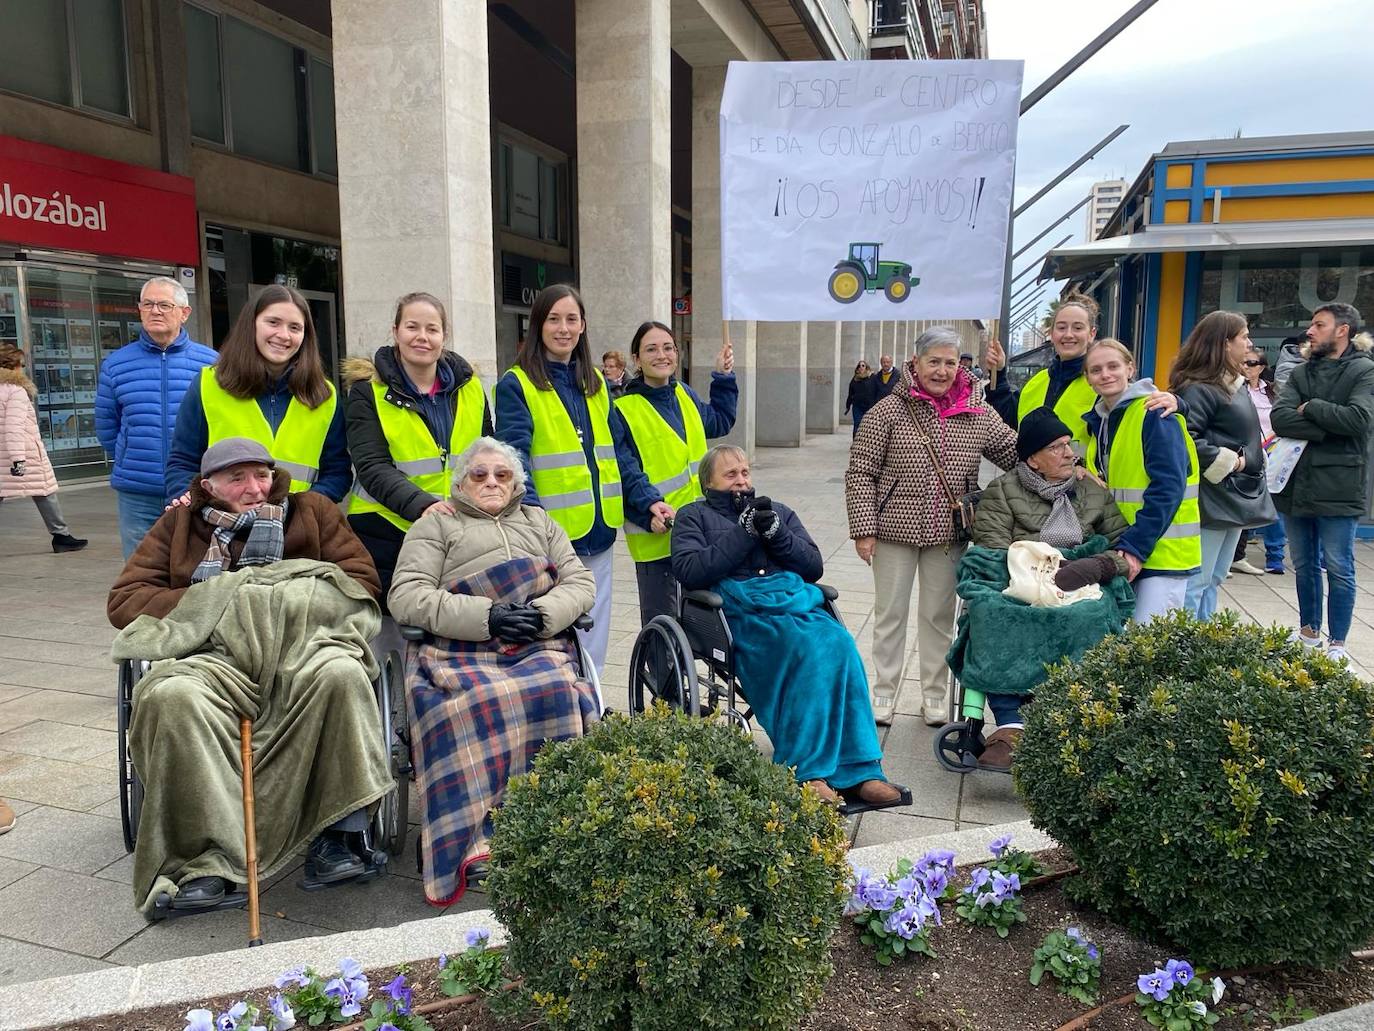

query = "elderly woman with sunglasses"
388;436;597;904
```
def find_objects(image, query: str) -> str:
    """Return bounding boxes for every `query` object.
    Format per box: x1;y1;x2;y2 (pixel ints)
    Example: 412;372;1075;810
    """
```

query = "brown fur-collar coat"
107;468;379;628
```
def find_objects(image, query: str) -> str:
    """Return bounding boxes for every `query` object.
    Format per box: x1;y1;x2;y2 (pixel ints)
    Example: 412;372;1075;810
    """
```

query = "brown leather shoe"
804;780;843;805
0;798;14;834
855;780;903;805
978;728;1023;772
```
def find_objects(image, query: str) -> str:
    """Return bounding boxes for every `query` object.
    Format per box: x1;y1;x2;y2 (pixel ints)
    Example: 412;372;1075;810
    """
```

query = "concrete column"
333;0;496;378
756;322;807;447
150;0;192;176
839;322;864;426
576;0;672;355
689;64;754;457
806;321;841;434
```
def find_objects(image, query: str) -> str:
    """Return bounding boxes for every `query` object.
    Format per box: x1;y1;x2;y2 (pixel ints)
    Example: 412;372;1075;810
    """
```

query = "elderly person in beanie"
963;407;1132;769
108;438;391;917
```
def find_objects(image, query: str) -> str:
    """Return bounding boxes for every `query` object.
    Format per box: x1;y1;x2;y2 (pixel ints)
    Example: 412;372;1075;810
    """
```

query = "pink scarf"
911;368;980;419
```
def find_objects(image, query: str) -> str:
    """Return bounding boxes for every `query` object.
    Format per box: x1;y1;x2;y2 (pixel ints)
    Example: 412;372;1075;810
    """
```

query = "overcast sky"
986;0;1374;319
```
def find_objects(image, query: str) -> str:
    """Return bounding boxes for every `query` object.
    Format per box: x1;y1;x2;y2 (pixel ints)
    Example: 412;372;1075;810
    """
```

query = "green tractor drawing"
827;242;918;304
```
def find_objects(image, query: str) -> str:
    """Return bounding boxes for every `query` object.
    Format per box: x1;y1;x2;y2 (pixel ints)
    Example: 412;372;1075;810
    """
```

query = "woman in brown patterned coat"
846;327;1017;727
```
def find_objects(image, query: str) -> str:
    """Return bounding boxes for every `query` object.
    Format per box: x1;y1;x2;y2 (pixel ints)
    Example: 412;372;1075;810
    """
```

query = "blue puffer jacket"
95;329;217;496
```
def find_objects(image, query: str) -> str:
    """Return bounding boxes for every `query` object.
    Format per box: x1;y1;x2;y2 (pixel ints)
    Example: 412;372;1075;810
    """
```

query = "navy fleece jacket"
616;372;738;529
164;366;352;502
1083;378;1198;579
985;353;1087;428
493;356;655;556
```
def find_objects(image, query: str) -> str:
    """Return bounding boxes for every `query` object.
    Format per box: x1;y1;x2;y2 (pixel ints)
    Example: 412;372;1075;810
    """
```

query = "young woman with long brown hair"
1168;310;1275;618
165;285;350;504
493;284;656;675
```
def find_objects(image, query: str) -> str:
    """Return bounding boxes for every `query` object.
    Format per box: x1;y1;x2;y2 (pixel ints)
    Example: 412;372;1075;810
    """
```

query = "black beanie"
1017;406;1073;462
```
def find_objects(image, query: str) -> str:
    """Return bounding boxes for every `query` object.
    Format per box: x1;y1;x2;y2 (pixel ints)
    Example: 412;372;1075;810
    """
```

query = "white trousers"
578;547;614;676
1131;575;1189;623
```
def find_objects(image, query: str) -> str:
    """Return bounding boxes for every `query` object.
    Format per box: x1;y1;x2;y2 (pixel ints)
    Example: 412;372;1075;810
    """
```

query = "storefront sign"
0;134;198;265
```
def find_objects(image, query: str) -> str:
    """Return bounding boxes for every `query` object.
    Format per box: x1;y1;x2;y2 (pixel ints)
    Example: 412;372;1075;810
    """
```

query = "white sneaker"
1230;559;1265;576
1327;644;1349;663
871;691;897;727
1289;629;1323;649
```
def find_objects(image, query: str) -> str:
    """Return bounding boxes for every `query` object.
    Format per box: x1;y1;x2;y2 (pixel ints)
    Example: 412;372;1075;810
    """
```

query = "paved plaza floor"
2;430;1372;986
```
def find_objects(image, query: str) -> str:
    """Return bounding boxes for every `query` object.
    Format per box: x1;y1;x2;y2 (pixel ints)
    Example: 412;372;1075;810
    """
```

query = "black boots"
306;832;366;884
51;533;88;553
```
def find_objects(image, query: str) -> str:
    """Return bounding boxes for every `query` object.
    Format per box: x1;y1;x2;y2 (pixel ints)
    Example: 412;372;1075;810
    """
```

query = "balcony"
744;0;867;61
869;0;926;60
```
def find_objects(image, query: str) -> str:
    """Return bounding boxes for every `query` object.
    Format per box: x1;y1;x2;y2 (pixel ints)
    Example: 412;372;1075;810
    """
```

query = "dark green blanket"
946;537;1135;697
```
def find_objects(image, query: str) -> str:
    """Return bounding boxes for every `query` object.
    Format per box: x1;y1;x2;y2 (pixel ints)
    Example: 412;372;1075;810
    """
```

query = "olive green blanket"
946;538;1135;698
111;560;392;916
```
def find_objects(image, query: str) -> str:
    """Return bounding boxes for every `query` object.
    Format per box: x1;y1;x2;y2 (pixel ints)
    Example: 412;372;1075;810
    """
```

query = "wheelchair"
625;584;913;816
398;612;599;879
931;588;999;776
115;645;412;920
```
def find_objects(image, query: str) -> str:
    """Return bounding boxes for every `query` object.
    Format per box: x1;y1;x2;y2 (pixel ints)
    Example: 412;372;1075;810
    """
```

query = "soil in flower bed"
46;858;1374;1031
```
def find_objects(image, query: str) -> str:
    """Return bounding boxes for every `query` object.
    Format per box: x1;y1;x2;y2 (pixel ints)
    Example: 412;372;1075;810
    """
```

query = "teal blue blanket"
717;573;884;788
946;537;1135;698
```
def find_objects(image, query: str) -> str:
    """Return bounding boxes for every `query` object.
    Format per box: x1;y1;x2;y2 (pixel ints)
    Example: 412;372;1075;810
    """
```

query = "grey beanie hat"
200;437;275;477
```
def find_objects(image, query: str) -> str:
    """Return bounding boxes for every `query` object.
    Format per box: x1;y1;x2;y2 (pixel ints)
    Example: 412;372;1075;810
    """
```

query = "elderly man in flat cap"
109;437;391;918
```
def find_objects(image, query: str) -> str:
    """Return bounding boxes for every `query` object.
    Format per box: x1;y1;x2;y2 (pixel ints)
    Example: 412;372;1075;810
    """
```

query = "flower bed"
44;845;1374;1031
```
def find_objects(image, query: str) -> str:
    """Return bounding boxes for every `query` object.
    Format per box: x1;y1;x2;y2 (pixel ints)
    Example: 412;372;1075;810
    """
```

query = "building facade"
1085;178;1126;240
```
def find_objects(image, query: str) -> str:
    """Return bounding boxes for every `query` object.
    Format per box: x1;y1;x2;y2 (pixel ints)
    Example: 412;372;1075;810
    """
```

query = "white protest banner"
720;60;1023;322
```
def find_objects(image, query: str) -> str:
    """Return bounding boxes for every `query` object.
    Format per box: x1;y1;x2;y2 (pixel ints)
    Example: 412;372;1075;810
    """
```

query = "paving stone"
0;685;35;706
106;908;328;966
957;769;1030;828
0;937;114;989
850;811;960;849
0;866;147;956
0;659;113;697
0;805;126;875
0;635;113;672
1294;1002;1374;1029
259;865;452;933
0;689;116;731
91;852;135;885
0;721;116;764
0;857;37;890
0;753;119;812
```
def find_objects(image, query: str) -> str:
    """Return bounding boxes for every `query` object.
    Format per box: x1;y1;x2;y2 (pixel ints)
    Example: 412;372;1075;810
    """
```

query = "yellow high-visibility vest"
615;384;707;562
200;372;335;494
1018;368;1099;452
350;376;486;530
1086;400;1202;573
509;365;623;540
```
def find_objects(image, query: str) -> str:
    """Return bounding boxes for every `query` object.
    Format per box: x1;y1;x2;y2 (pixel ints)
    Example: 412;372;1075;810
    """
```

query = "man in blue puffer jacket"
96;276;216;558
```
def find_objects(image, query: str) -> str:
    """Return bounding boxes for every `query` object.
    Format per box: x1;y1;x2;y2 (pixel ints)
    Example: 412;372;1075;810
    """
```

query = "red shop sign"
0;134;198;266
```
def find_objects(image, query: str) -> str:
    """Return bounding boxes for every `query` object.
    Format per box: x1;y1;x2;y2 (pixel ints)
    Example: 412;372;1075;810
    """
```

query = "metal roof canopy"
1041;218;1374;280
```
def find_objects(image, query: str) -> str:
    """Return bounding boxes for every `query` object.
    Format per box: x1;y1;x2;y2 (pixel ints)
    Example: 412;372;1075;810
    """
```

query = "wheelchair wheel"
933;718;985;775
374;650;411;861
116;660;146;853
628;616;700;716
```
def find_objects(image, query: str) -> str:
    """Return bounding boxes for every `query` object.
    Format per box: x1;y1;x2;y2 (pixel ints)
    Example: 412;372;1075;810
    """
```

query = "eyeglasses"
1042;441;1076;455
467;466;514;483
1241;360;1265;367
138;300;181;313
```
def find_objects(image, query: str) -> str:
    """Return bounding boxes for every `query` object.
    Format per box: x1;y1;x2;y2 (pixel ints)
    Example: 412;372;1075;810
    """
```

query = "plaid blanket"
407;555;598;905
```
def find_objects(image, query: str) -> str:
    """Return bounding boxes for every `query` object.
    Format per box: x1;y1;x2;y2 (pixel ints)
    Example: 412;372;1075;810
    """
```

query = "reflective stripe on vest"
614;384;708;562
200;372;335;494
1018;368;1098;454
509;365;623;539
1086;401;1202;573
349;375;487;531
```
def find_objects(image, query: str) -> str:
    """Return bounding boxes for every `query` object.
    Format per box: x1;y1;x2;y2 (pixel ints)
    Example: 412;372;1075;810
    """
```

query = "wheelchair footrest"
837;783;913;817
149;889;248;921
299;853;386;893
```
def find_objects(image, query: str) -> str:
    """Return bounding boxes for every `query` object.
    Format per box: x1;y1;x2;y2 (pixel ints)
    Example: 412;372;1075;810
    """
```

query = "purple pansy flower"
267;995;295;1030
989;833;1014;858
273;965;310;991
465;927;492;949
324;977;365;1019
1086;944;1100;961
216;1002;247;1031
385;974;412;1015
1138;968;1175;1002
185;1010;215;1031
1165;958;1194;986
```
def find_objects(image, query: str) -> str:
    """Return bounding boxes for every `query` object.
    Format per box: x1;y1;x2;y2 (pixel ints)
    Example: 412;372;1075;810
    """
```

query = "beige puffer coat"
387;480;596;641
0;369;59;499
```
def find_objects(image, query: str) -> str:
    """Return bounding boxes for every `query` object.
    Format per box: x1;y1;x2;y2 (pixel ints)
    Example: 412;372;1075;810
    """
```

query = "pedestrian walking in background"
846;326;1018;727
1083;339;1201;621
1169;311;1276;619
95;275;216;558
870;353;902;400
164;285;350;504
1274;334;1308;389
602;350;629;399
0;344;87;552
494;285;653;675
843;360;872;437
614;321;736;625
344;291;492;599
1234;344;1287;575
1270;303;1374;663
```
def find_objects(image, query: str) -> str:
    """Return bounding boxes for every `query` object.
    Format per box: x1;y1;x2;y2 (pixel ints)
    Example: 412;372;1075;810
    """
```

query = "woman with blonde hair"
1082;338;1201;621
1168;311;1275;617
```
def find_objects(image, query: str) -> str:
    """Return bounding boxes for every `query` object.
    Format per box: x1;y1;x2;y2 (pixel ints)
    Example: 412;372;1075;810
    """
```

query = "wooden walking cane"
240;716;263;947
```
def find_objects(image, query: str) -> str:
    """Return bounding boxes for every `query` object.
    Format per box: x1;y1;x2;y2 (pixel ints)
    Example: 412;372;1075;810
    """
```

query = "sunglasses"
1241;360;1266;367
467;467;514;483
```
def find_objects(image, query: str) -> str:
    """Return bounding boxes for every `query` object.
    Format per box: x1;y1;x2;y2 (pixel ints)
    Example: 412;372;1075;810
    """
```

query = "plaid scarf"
191;501;288;583
1014;463;1082;549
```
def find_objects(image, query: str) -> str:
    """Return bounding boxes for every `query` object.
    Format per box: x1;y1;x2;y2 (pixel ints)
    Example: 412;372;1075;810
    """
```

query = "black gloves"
10;460;24;477
1053;553;1121;592
738;496;780;540
488;602;544;643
